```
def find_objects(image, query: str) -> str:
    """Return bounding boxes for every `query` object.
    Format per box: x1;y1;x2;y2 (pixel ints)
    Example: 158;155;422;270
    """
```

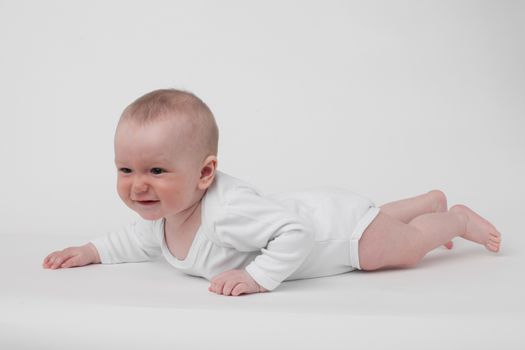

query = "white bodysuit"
91;171;380;291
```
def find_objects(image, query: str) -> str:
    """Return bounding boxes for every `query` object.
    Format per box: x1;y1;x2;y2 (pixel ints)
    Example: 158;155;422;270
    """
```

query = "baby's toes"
444;241;454;250
488;244;499;252
486;240;500;252
489;232;501;242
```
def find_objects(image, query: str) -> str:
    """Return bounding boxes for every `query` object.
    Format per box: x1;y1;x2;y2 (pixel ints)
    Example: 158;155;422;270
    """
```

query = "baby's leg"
358;206;501;271
380;190;453;249
380;190;447;223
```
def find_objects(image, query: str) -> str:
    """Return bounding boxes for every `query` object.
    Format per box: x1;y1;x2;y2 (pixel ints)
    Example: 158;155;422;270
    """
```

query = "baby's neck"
164;199;202;237
163;199;202;261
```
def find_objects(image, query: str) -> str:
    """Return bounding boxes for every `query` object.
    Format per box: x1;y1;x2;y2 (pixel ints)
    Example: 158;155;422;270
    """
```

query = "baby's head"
114;89;219;221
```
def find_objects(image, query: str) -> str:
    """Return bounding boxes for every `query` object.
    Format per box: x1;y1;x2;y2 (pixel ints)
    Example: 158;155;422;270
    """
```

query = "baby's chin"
125;202;164;221
137;212;163;221
131;209;163;221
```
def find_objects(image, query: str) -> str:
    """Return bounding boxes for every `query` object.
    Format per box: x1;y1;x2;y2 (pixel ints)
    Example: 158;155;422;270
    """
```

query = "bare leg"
379;190;447;223
379;190;453;249
358;206;501;271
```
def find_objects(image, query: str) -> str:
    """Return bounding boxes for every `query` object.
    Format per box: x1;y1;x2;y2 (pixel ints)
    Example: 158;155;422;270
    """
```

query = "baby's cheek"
116;181;130;200
161;188;191;211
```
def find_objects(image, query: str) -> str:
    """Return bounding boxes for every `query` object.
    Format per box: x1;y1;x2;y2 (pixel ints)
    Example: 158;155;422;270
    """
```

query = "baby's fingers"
46;251;75;269
43;252;60;268
231;283;248;296
49;255;67;269
60;255;83;268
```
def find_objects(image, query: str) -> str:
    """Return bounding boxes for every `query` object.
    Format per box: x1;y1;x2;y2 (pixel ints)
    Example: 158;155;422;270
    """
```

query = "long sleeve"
203;183;315;291
90;219;163;264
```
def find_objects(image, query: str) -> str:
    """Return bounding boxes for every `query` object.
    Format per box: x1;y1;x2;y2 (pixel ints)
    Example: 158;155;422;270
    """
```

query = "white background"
1;3;524;349
1;0;523;239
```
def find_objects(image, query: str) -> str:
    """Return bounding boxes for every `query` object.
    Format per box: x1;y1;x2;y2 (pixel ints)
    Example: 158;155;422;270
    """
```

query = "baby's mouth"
135;200;160;206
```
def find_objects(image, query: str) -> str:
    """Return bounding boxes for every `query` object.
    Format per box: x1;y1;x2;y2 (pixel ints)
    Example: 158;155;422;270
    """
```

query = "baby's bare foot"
450;204;501;252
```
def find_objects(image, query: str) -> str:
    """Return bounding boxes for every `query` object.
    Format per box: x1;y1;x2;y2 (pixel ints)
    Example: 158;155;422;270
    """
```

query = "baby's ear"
198;156;217;190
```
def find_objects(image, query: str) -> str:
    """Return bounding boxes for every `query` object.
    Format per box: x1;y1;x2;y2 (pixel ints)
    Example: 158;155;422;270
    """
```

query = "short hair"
119;89;219;160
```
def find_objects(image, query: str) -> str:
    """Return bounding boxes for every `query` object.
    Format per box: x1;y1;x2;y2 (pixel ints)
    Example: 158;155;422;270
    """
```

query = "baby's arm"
43;220;162;269
43;242;100;269
209;187;315;294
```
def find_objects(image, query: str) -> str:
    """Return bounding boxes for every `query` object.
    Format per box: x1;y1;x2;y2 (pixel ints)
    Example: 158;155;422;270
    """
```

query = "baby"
43;89;502;296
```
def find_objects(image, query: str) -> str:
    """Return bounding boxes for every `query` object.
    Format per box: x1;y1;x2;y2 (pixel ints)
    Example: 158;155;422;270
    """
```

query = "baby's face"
114;119;203;221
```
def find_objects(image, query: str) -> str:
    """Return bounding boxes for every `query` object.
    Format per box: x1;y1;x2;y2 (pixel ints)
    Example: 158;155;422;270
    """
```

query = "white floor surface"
1;232;523;349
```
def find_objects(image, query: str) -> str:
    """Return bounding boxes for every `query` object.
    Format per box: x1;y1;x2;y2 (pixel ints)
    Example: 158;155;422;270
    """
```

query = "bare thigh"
358;211;422;270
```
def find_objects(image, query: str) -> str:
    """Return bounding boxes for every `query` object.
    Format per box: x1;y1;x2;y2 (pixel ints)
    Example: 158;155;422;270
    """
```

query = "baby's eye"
150;168;165;175
119;168;132;174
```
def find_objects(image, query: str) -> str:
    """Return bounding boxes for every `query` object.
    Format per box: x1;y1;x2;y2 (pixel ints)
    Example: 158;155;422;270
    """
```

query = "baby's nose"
132;180;149;193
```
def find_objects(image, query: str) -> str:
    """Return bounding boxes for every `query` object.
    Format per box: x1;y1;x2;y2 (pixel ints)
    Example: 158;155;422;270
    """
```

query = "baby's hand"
42;243;101;269
209;269;269;296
